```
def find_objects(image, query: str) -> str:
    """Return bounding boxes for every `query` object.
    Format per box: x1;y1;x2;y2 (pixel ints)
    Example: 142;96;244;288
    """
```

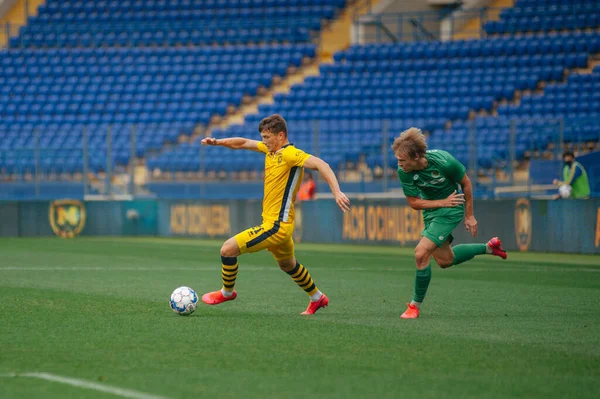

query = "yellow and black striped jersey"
257;142;311;223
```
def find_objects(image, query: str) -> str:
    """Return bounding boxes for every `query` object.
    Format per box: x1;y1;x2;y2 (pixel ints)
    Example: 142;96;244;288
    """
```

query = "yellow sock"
221;256;238;295
286;262;319;297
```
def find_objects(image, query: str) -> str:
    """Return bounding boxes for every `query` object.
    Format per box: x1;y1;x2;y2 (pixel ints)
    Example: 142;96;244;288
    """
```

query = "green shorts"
421;208;464;247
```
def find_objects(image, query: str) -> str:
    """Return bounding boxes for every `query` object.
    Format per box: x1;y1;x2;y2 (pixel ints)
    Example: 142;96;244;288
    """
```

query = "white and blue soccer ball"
170;286;198;316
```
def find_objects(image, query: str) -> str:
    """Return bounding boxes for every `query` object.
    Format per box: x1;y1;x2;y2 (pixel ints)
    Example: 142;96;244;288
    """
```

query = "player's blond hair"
391;127;427;159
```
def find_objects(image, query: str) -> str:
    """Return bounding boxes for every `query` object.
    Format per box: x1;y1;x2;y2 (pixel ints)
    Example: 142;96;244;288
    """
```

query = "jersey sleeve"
565;164;582;185
440;152;466;183
283;147;311;167
256;142;269;154
397;170;420;197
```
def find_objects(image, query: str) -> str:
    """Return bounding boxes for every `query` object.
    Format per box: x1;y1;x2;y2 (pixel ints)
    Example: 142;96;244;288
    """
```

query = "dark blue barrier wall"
120;200;159;236
0;200;158;237
157;199;262;237
1;198;599;254
0;202;19;236
82;201;122;236
300;198;600;254
529;199;600;254
82;200;159;236
18;201;54;236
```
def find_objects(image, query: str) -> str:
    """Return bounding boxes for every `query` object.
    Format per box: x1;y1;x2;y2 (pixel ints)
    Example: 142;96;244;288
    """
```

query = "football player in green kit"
393;128;507;319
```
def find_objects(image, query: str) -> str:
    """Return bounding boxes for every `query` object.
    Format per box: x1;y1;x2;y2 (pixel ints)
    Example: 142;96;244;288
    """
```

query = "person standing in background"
553;151;591;199
297;171;316;201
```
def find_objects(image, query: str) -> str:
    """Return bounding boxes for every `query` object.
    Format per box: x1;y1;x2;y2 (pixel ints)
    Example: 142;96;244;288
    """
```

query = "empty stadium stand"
13;0;345;47
485;0;600;35
0;44;316;175
1;0;599;199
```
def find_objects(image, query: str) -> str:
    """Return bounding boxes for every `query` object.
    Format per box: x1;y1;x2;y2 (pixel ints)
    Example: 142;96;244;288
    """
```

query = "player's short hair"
391;127;427;159
562;151;575;159
258;114;288;137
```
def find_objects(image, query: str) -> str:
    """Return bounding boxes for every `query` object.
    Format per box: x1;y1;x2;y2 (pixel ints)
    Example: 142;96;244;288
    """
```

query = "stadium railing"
353;1;600;43
1;117;598;200
352;6;508;43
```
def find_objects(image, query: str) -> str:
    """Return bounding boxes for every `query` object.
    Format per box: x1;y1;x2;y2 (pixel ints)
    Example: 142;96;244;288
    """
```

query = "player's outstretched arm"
201;137;262;152
303;156;350;212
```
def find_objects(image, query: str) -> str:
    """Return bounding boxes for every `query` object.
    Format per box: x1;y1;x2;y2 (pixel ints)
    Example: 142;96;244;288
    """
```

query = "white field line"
0;266;599;273
0;372;168;399
0;266;269;271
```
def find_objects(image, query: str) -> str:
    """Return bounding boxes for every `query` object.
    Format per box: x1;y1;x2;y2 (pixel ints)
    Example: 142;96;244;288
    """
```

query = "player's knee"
220;241;237;258
277;258;296;272
437;259;453;268
414;247;431;266
219;246;233;257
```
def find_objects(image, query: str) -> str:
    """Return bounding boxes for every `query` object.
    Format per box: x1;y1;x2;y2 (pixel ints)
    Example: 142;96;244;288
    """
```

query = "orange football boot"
301;294;329;315
400;303;420;319
201;290;237;305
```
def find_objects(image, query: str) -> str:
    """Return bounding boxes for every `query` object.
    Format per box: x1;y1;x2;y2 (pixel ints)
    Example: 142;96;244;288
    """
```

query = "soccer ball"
558;184;572;199
170;286;198;316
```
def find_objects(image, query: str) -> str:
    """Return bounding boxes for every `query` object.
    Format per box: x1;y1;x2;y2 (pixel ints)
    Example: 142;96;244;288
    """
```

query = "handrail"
352;6;509;43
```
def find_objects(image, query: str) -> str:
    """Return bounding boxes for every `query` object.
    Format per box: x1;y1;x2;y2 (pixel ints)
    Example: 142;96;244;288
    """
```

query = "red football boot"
202;290;237;305
400;303;420;319
301;294;329;315
487;237;508;259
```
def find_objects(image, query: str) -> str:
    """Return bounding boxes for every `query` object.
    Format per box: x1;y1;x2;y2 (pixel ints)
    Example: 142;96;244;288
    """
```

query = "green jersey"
397;150;466;216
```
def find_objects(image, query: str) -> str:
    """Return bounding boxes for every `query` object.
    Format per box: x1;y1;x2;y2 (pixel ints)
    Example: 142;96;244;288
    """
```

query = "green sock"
413;265;431;303
451;244;487;266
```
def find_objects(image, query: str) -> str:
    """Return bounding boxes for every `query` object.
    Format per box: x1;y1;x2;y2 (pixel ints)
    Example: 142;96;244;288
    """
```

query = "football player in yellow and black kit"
200;114;350;314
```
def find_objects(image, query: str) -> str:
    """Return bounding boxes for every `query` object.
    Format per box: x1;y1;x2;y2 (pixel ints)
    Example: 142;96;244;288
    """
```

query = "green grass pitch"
0;237;598;399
